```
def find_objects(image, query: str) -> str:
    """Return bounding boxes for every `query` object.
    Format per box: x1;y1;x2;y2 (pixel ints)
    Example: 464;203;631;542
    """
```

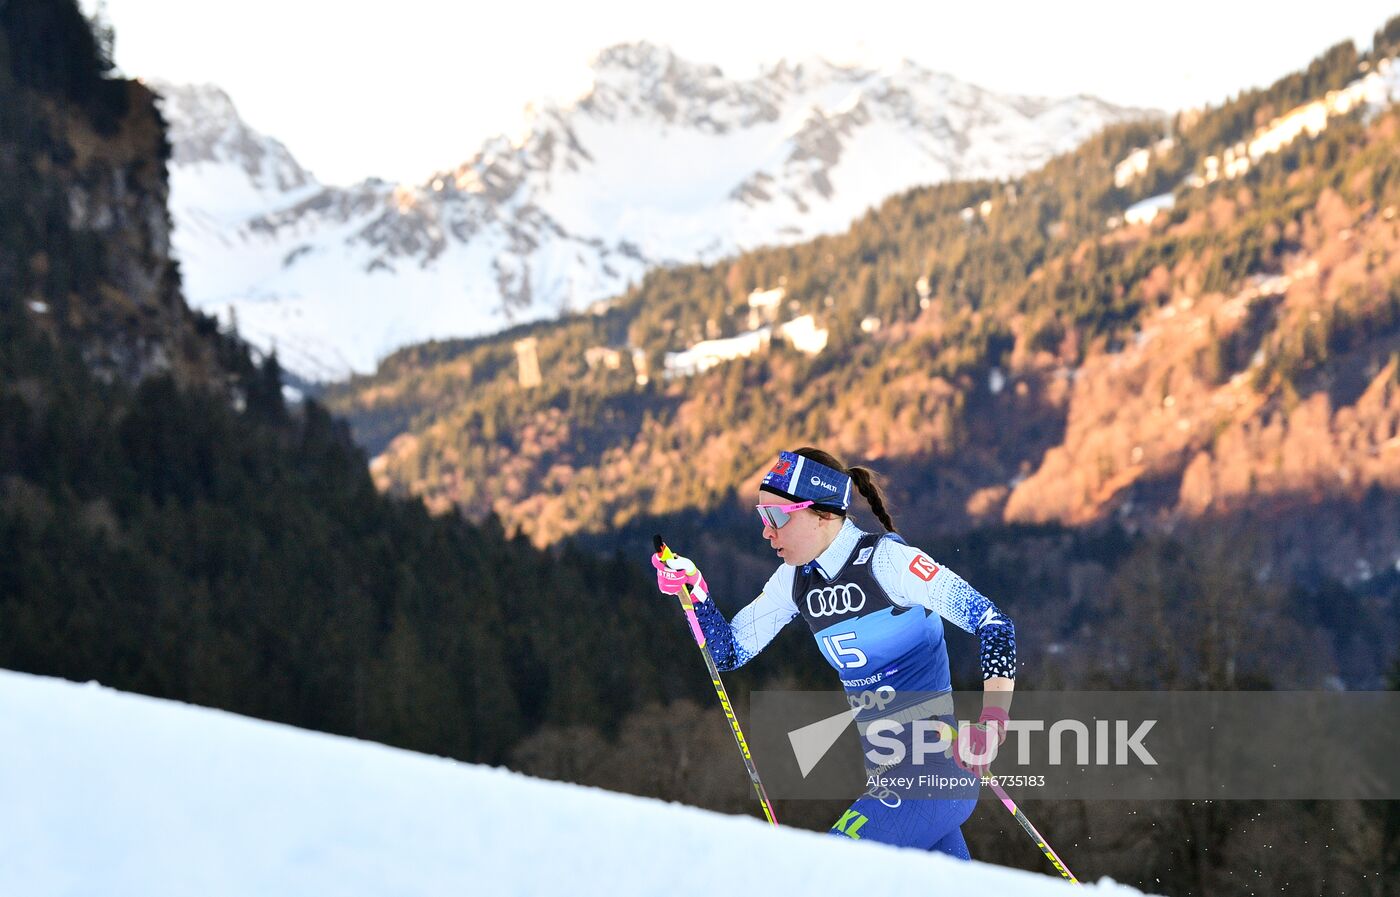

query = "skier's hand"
954;707;1009;776
651;553;710;603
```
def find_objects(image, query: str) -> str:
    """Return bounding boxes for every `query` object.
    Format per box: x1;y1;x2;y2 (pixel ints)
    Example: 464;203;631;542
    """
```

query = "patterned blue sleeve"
688;567;800;671
973;605;1017;680
876;540;1018;680
692;598;748;670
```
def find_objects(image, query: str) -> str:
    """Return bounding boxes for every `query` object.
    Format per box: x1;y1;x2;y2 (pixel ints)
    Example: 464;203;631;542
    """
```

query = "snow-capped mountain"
159;82;317;221
154;44;1155;380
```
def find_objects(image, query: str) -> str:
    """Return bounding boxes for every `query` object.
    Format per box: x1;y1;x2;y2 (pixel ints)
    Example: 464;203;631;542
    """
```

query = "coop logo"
848;684;896;713
766;459;793;481
806;583;867;618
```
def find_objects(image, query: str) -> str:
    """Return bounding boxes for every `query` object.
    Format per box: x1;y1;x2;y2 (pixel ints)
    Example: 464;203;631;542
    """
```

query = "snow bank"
0;670;1148;896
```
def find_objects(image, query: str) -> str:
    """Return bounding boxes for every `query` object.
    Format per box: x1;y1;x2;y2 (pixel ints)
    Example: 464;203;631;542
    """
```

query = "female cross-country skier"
651;447;1016;859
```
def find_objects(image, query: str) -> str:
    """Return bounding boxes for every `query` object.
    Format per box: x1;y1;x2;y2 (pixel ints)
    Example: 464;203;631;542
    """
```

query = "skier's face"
758;488;840;566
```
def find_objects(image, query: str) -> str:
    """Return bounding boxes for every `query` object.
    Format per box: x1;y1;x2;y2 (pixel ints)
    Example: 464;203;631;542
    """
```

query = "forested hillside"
330;28;1400;587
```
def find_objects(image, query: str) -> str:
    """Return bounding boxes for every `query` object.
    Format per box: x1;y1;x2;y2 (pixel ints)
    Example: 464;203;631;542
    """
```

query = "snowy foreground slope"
0;670;1148;896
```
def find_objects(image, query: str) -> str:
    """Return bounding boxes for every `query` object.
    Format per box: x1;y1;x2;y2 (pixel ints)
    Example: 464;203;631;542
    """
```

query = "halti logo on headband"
810;475;841;493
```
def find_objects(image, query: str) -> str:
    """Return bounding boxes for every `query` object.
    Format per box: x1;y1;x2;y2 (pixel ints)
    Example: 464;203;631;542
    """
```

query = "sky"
85;0;1400;186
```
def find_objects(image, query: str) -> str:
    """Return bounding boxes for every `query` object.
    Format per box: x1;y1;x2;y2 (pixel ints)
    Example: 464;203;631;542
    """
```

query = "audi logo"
806;583;866;618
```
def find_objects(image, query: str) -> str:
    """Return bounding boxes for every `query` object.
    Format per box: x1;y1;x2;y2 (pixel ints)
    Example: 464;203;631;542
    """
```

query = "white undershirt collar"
808;517;865;581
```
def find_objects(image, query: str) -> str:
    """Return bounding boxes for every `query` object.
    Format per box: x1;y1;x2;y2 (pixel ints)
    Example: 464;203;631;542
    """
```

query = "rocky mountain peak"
589;40;720;84
578;41;771;129
149;79;313;195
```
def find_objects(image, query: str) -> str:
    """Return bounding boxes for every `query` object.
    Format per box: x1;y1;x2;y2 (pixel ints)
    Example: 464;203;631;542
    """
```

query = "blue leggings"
829;790;978;858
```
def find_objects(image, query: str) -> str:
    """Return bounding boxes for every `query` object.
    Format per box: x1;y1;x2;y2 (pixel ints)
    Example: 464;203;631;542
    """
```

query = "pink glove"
955;706;1009;776
650;553;710;603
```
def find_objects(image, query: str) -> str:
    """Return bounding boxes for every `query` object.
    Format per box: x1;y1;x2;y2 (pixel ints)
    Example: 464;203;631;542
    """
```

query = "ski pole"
988;781;1080;884
951;727;1079;883
654;534;779;826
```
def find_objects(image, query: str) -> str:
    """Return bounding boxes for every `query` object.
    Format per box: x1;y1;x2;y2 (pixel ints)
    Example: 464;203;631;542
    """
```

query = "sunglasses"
756;500;813;529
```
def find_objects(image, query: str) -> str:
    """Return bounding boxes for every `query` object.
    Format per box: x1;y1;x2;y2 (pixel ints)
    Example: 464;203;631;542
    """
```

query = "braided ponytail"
848;466;897;533
793;446;898;534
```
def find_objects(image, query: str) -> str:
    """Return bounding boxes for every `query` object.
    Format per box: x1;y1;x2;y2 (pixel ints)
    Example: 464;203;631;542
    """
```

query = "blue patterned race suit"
691;519;1017;858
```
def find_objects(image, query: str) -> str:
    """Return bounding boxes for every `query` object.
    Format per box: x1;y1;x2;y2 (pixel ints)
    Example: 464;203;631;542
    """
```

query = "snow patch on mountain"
1112;55;1400;203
